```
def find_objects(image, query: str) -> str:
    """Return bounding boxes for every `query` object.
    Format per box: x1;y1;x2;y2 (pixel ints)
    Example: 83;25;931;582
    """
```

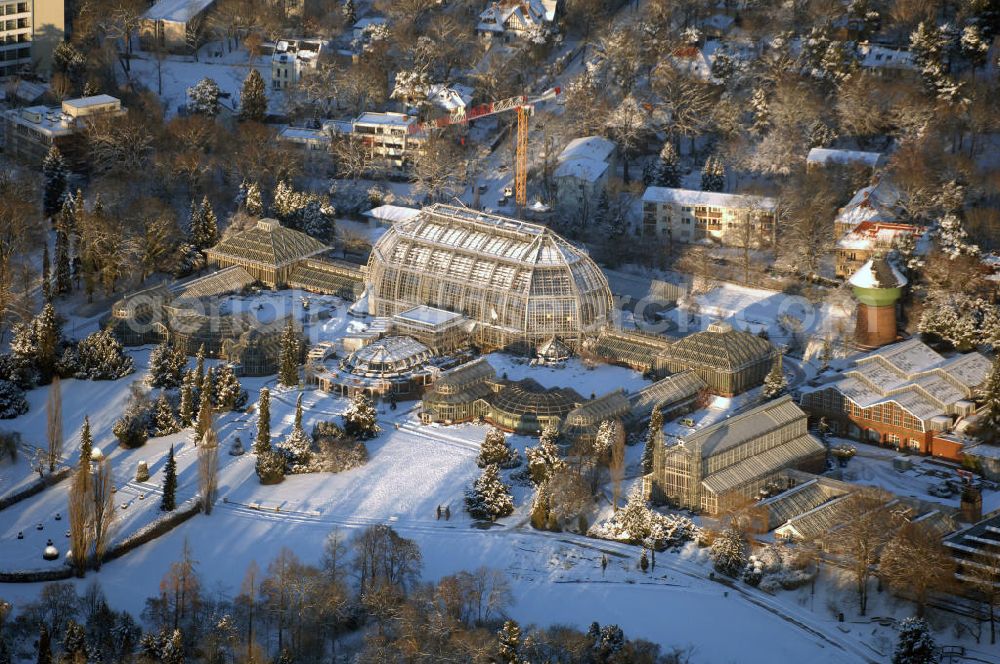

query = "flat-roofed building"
1;94;125;167
641;187;777;247
351;111;424;170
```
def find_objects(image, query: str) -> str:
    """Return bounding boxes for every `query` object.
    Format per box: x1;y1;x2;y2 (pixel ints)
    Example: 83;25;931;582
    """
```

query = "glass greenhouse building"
366;204;614;352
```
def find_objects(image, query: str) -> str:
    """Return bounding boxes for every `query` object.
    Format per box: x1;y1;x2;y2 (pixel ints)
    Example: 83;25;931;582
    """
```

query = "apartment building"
351;111;424;170
271;38;325;90
0;0;63;78
2;94;126;166
641;187;777;247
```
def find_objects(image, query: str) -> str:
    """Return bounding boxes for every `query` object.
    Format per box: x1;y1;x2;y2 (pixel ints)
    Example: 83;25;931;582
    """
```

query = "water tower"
849;256;906;348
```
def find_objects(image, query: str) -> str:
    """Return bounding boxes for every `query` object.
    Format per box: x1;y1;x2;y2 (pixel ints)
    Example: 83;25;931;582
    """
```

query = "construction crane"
408;86;561;208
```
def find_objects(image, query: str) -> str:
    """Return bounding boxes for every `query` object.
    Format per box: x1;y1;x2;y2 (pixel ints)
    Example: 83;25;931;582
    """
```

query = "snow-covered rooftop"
558;136;616;164
642;187;777;211
354;111;416;127
848;258;907;289
278;126;331;143
142;0;214;23
836;179;904;227
394;305;464;328
860;44;916;70
807;148;883;167
801;339;991;425
836;221;922;251
427;83;473;112
364;205;421;225
554;158;609;183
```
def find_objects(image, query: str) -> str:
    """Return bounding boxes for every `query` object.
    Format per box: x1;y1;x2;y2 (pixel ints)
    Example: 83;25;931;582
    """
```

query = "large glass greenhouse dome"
366;204;614;351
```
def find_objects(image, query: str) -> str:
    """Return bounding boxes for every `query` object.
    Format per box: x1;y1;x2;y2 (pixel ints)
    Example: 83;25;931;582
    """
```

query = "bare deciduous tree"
91;458;116;568
198;424;220;514
834;489;899;617
879;520;955;617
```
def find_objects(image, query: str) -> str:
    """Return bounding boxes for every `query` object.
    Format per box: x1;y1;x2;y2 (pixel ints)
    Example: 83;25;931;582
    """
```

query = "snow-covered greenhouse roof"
684;396;807;459
757;477;853;531
427;357;496;396
657;322;774;374
206;219;328;268
801;339;990;424
173;266;255;302
701;433;826;496
592;328;672;369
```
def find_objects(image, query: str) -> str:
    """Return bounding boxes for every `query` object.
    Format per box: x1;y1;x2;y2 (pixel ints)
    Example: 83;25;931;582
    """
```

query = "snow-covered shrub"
755;543;819;593
112;393;154;449
465;464;514;521
275;426;313;473
229;437;245;456
187;78;220;116
893;617;936;664
255;450;285;484
147;341;187;389
72;330;135;380
312;423;368;473
588;487;703;549
477;427;520;469
135;461;149;482
213;363;248;411
710;527;748;577
343;393;380;440
0;380;28;419
743;557;764;587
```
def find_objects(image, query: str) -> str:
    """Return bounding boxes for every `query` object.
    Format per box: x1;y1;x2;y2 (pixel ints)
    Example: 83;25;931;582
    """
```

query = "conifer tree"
278;319;300;387
653;142;680;188
194;345;206;392
478;427;518;468
497;620;521;664
188;199;204;247
196;372;214;439
255;387;271;454
343;392;380;440
161;445;177;511
892;617;936;664
641;407;661;475
54;213;72;295
42;145;68;219
193;196;218;249
155;393;181;436
343;0;356;25
34;304;62;383
277;393;312;471
762;355;787;399
79;415;93;476
179;380;195;427
465;463;514;521
41;243;51;303
526;425;564;485
245;181;263;216
214;363;247;411
239;69;267;122
700;156;725;192
710;526;747;577
976;355;1000;445
148;340;187;389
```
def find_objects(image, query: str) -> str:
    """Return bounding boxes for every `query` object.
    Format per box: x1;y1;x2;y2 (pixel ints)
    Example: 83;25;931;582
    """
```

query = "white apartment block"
2;94;125;166
0;0;63;78
351;112;425;170
641;187;777;247
271;38;325;90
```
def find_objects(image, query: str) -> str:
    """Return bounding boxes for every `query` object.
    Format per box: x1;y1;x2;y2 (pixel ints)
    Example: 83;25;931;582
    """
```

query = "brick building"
800;339;991;460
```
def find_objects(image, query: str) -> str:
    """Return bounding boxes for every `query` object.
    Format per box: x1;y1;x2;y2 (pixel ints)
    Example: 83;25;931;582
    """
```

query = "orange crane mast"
408;87;561;209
